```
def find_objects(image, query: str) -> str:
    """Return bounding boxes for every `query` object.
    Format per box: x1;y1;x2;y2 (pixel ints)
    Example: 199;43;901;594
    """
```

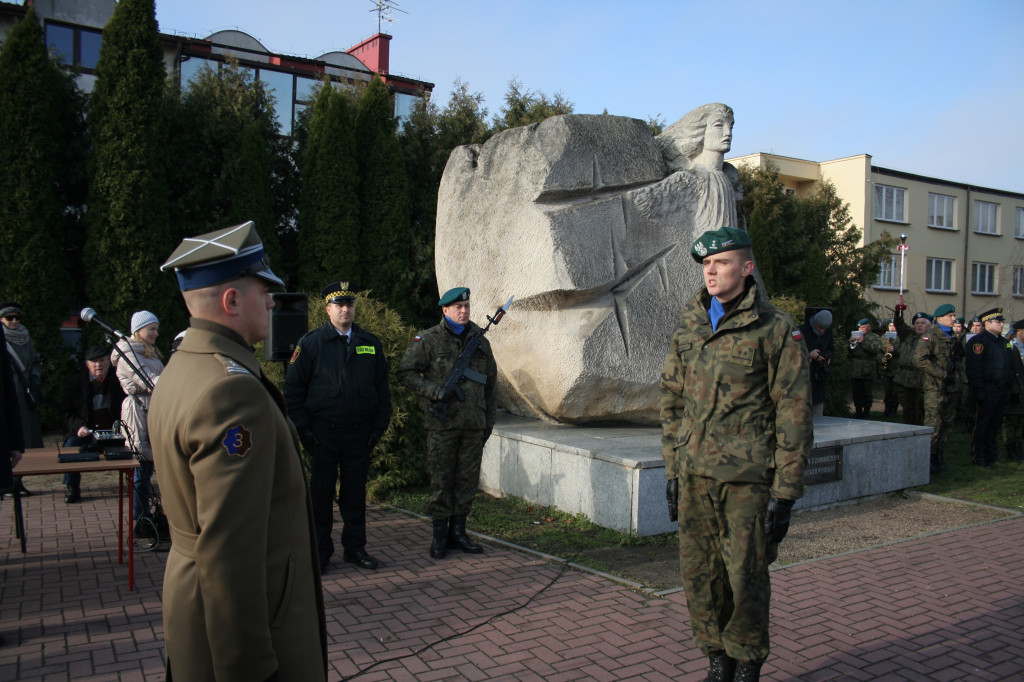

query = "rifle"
430;296;514;420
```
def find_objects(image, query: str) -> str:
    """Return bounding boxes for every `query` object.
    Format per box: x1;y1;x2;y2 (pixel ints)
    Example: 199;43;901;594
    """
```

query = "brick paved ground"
1;480;1022;681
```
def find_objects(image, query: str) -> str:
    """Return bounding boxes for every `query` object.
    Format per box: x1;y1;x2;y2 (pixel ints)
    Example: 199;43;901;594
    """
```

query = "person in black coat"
799;309;834;416
284;282;392;573
0;320;25;647
60;345;126;503
965;308;1014;468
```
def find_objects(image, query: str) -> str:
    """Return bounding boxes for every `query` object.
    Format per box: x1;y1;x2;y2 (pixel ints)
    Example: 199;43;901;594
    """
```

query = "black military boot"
733;659;764;682
430;519;448;559
447;515;483;553
704;652;735;682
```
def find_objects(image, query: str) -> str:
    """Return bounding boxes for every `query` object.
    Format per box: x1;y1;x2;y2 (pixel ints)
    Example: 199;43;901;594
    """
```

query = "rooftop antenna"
370;0;407;33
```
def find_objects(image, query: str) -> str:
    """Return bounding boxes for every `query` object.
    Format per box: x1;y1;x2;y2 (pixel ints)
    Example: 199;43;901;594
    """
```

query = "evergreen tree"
175;60;284;272
0;7;87;420
296;82;362;291
84;0;181;343
491;78;573;134
356;76;411;319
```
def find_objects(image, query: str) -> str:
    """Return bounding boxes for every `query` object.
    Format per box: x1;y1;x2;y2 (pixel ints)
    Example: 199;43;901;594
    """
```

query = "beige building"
728;152;1024;325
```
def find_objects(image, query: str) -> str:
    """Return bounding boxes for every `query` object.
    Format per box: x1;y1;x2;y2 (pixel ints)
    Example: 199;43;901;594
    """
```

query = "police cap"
322;281;358;304
690;226;752;263
980;307;1004;323
161;221;283;292
439;287;470;307
1012;319;1024;332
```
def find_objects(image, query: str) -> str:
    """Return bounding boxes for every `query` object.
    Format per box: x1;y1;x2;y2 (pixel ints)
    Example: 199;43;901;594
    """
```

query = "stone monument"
435;103;743;424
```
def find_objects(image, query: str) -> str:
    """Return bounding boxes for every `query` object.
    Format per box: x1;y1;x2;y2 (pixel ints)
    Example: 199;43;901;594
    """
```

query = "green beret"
955;317;964;324
933;303;955;318
912;312;931;323
439;287;470;306
690;227;752;263
857;318;870;327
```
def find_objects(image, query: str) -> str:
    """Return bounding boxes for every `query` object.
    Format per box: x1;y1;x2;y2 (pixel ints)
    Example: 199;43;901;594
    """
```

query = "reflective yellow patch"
356;345;375;355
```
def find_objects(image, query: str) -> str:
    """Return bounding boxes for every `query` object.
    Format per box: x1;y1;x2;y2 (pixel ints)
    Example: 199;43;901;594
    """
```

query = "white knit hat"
131;310;159;335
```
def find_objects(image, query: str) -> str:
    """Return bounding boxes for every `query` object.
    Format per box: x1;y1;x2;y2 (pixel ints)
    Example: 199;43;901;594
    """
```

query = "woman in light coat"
112;311;164;523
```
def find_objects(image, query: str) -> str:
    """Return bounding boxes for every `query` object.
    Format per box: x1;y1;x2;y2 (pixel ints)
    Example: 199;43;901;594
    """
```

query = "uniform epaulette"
214;354;254;377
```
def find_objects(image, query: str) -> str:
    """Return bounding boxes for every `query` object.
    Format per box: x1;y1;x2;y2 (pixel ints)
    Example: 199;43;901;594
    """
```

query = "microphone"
80;307;129;341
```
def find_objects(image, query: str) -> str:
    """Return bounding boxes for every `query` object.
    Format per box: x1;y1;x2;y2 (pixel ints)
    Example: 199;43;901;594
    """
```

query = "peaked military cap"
322;281;358;304
439;287;470;307
933;303;955;318
912;312;931;323
1012;319;1024;331
690;226;752;263
161;221;284;292
980;307;1004;322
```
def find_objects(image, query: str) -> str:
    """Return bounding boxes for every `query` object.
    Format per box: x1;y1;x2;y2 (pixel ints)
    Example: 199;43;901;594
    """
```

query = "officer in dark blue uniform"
965;308;1013;468
284;282;392;572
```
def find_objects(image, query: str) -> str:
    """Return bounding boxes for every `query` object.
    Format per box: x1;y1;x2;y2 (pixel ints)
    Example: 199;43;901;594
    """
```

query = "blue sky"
156;0;1024;192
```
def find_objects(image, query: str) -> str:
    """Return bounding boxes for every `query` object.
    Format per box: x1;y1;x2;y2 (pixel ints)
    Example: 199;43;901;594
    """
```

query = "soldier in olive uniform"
965;308;1014;467
661;227;812;682
397;287;497;560
149;222;327;682
893;311;930;426
915;303;962;473
848;317;883;419
1004;320;1024;463
880;320;900;417
284;281;392;573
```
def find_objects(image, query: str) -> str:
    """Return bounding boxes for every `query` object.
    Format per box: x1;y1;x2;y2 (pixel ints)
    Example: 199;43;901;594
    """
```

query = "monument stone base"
480;414;933;536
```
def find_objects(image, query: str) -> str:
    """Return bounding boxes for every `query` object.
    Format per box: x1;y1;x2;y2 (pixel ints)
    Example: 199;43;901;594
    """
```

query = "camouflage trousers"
923;387;958;454
677;475;773;663
851;377;874;411
897;385;924;426
426;429;485;520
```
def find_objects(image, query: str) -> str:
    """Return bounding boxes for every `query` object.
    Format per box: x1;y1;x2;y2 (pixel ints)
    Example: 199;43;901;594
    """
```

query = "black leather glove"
666;478;679;523
764;497;795;545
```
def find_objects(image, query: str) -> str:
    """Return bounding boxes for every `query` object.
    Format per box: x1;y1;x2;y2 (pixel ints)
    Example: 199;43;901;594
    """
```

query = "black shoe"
430;518;448;559
319;555;330;575
733;659;764;682
14;479;31;497
705;652;736;682
64;485;81;503
447;515;484;554
343;548;380;570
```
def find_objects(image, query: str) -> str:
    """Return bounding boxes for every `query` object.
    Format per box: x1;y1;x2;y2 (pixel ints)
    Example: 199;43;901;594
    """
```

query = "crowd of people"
4;217;1022;681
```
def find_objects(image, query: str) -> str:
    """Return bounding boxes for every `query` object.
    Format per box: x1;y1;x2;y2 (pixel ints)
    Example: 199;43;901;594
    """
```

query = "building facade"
728;152;1024;325
0;0;433;136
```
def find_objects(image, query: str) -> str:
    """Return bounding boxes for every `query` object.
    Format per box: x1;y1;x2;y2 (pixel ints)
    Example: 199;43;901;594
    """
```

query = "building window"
1013;265;1024;298
927;193;957;229
257;69;295;136
925;258;954;293
975;201;999;234
1016;207;1024;239
876;254;899;289
875;184;906;222
971;262;997;295
46;23;102;72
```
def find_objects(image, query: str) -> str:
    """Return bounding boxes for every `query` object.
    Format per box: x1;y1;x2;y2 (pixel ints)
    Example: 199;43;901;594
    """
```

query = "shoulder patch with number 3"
223;424;253;457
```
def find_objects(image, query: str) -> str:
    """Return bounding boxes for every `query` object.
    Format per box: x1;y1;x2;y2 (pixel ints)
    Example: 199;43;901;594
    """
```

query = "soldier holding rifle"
397;287;501;559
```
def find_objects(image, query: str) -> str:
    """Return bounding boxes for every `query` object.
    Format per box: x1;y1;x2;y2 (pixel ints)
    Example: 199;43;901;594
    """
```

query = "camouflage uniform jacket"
660;278;813;501
396;319;498;432
893;315;923;390
914;323;959;393
849;332;884;379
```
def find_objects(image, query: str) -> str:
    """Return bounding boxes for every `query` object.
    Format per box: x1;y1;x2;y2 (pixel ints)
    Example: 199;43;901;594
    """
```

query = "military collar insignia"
223;424;253;457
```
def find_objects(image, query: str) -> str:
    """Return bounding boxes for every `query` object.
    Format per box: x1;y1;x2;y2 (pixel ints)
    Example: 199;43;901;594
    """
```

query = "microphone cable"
339;554;577;681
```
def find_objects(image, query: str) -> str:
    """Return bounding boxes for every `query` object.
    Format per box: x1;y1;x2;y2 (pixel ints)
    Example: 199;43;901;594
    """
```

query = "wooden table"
11;447;140;590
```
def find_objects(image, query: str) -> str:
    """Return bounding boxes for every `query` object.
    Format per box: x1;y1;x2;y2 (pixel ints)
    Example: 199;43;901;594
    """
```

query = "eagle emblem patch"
223;425;253;457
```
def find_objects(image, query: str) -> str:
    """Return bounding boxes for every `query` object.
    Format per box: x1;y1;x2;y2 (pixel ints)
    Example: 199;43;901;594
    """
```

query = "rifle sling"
462;367;487;385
